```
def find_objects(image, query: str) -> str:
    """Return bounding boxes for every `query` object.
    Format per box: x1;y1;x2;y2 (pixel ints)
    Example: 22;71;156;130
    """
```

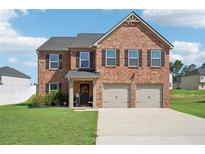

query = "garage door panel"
136;85;162;108
103;84;129;108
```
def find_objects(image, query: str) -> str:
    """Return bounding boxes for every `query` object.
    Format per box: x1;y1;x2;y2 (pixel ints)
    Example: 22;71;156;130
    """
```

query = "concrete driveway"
96;108;205;145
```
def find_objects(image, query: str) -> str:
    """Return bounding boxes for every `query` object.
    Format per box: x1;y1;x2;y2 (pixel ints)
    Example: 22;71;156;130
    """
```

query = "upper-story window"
49;54;59;69
128;49;139;67
151;50;161;67
80;52;90;68
106;49;116;67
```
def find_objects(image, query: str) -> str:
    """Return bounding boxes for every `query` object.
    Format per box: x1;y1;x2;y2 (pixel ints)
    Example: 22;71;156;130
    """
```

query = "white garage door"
103;84;129;108
136;85;162;108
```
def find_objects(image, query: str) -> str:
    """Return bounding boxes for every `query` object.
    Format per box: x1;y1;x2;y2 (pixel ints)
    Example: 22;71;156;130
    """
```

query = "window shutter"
147;50;151;66
116;49;120;66
90;52;94;69
102;49;106;66
124;49;128;66
46;54;49;69
46;83;49;93
59;54;62;69
161;51;165;67
76;51;79;68
139;50;142;67
59;83;62;92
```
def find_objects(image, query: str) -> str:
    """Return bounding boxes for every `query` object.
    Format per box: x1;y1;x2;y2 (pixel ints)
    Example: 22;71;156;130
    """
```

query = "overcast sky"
0;9;205;83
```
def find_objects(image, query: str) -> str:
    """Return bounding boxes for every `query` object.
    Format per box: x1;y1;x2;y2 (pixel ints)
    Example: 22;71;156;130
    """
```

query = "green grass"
170;90;205;118
0;104;97;145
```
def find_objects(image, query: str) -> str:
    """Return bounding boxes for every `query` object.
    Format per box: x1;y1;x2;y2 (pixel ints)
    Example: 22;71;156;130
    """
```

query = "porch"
65;70;100;109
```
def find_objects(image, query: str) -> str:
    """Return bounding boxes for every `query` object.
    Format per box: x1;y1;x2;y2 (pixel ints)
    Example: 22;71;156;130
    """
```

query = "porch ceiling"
65;70;100;79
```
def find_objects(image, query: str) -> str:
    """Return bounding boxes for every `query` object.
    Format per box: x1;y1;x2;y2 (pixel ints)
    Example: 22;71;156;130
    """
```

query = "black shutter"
59;54;62;69
76;51;79;68
116;49;120;66
46;83;49;93
124;49;128;66
46;54;49;69
147;50;151;66
59;83;62;92
102;49;106;66
139;50;142;67
161;51;165;67
90;51;94;69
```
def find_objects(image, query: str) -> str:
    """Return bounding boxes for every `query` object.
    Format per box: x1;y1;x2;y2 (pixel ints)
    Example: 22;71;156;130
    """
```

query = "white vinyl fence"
0;84;36;105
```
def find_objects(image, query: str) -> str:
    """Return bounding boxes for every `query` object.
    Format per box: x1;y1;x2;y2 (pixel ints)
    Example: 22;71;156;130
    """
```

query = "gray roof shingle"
70;33;104;48
65;70;100;79
37;33;104;51
0;66;31;79
183;67;205;77
37;37;75;51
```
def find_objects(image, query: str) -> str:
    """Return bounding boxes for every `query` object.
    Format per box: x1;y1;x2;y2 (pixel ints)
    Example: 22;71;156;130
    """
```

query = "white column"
93;80;96;108
69;79;73;108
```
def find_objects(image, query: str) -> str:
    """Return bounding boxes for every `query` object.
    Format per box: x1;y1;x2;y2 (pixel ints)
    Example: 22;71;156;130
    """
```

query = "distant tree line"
170;60;205;88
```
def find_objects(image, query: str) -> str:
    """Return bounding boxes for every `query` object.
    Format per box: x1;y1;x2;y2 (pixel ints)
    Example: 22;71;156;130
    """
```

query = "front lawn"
0;104;97;144
170;90;205;118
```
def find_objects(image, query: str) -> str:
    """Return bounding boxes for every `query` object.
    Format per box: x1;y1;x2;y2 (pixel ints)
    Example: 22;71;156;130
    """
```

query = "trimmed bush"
28;91;67;108
28;94;46;108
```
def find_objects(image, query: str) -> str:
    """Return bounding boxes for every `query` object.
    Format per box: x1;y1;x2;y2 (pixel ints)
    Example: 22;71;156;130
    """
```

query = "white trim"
128;49;139;67
79;52;90;68
49;83;59;93
151;50;161;67
49;54;59;70
93;12;173;48
105;49;116;67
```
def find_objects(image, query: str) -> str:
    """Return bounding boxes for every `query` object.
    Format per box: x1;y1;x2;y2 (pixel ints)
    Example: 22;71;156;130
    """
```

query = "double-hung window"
49;54;59;70
106;49;116;67
151;50;161;67
49;83;59;93
80;52;90;68
128;49;139;67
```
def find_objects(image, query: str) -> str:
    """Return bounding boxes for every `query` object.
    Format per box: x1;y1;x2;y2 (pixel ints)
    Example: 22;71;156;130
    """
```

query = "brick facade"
95;22;170;108
38;51;70;95
38;18;170;108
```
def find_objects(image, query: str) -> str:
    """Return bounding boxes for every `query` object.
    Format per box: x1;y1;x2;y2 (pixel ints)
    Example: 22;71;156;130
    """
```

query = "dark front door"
80;84;89;106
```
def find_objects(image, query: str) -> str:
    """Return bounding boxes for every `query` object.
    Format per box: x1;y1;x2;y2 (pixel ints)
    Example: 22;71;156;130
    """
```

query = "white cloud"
141;10;205;28
0;10;46;55
8;57;18;63
171;41;205;66
22;57;37;67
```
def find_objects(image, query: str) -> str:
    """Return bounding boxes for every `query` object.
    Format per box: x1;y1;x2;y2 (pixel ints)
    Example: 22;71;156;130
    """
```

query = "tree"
181;65;189;76
169;62;174;73
188;64;196;71
172;60;184;88
202;62;205;68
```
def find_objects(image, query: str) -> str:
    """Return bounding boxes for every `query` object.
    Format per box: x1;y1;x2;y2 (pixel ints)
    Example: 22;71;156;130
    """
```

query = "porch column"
69;79;74;108
93;80;96;108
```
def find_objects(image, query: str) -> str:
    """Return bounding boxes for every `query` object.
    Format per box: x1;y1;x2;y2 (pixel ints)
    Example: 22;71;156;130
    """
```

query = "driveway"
96;108;205;144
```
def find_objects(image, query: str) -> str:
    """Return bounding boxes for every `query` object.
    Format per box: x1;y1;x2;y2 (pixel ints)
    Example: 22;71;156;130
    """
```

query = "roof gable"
93;12;173;49
0;66;31;79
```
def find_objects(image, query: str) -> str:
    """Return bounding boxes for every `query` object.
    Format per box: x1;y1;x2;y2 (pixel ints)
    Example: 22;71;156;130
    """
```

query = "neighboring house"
0;66;36;105
181;67;205;90
37;12;173;108
169;73;173;89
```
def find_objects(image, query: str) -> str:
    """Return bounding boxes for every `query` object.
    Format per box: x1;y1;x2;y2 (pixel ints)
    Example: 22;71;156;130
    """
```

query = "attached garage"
103;84;130;108
136;84;163;108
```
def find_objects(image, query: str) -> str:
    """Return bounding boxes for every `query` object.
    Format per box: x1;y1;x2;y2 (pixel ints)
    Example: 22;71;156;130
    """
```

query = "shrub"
28;91;67;108
28;94;46;108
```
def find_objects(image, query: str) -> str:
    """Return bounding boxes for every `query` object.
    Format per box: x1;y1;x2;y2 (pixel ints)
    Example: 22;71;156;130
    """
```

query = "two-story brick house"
37;12;173;108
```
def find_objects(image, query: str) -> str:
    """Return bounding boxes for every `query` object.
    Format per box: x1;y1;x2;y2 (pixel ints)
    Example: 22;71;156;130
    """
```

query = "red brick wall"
95;22;170;108
38;51;70;95
38;22;170;108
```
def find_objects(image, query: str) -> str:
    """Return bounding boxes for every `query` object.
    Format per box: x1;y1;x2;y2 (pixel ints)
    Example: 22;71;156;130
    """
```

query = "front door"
80;84;89;106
